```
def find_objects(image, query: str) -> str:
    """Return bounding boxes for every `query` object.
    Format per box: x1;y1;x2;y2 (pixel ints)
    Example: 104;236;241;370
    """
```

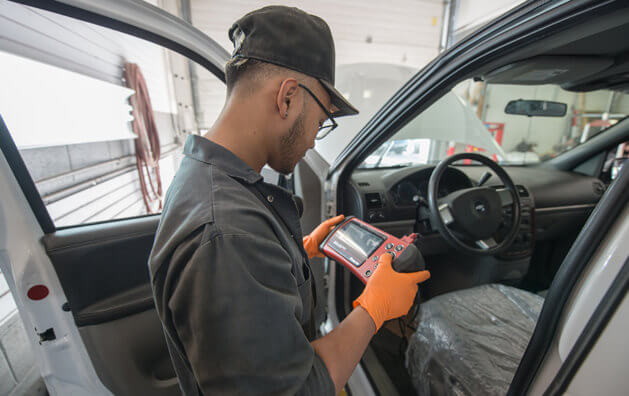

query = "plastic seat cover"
406;284;544;396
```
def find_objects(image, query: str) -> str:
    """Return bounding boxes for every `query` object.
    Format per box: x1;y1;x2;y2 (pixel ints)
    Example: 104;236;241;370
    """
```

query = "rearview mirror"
505;99;567;117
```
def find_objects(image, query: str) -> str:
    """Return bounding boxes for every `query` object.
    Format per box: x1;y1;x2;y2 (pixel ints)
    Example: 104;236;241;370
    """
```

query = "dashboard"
348;166;474;225
339;163;606;299
344;164;605;255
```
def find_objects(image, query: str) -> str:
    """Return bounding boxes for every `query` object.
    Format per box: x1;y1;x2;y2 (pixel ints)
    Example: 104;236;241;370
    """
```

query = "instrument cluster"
391;168;473;206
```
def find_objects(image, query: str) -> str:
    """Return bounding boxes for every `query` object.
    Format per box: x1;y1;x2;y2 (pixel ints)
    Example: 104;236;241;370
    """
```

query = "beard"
276;110;306;175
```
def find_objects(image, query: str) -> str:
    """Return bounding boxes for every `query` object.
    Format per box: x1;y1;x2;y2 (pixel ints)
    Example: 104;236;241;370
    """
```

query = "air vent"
358;182;370;187
365;193;383;209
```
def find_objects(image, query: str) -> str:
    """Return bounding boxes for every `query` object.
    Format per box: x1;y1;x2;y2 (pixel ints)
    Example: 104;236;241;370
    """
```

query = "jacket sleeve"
168;232;335;396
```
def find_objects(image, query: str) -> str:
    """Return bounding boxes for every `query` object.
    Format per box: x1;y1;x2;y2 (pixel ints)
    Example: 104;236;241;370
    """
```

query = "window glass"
0;2;225;227
360;79;629;168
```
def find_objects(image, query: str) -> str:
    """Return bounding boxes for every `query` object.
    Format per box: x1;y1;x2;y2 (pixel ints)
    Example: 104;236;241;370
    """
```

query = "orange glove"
303;215;345;259
353;253;430;331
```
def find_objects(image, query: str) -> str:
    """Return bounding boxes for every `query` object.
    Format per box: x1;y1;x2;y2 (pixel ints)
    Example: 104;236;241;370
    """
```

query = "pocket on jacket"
296;264;313;323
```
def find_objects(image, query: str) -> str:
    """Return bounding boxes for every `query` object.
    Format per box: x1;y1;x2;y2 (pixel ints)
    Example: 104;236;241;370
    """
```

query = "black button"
365;270;372;277
385;243;394;249
372;256;378;262
395;245;404;251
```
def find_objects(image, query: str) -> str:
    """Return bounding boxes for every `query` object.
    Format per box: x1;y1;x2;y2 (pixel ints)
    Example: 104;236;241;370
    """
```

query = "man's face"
274;83;333;174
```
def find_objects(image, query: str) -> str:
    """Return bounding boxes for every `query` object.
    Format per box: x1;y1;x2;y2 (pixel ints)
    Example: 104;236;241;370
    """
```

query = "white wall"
191;0;442;69
315;63;417;164
483;84;628;157
0;1;178;139
453;0;525;43
189;0;444;146
0;1;190;225
0;52;136;149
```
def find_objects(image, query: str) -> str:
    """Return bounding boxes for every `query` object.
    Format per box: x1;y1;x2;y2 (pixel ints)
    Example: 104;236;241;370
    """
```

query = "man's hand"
353;253;430;330
312;253;429;394
303;215;345;259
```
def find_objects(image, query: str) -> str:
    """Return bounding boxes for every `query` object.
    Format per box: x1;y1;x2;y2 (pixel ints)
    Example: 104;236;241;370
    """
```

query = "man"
149;6;430;395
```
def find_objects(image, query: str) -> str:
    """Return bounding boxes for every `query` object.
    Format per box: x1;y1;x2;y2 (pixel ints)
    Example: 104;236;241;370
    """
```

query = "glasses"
298;83;338;140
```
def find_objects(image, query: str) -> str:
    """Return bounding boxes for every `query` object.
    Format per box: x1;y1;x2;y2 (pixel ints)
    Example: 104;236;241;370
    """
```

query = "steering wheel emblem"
474;201;487;214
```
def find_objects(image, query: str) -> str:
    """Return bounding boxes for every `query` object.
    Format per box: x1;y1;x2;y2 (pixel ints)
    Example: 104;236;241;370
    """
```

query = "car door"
319;0;628;394
0;1;331;395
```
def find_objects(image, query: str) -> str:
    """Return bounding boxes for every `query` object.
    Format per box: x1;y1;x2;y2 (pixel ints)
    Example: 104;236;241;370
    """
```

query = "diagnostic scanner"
319;216;425;284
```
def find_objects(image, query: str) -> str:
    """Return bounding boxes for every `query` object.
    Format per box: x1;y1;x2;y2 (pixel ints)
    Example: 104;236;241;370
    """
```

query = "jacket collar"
183;134;263;184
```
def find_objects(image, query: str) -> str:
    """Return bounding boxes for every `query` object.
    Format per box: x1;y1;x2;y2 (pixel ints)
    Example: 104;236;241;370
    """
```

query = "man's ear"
276;78;300;119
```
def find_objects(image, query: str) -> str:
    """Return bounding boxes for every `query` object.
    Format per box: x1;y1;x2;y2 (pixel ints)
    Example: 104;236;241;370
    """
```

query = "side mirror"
505;99;567;117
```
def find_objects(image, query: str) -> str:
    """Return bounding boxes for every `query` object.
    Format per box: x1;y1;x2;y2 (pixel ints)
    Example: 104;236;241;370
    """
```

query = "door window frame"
1;0;230;234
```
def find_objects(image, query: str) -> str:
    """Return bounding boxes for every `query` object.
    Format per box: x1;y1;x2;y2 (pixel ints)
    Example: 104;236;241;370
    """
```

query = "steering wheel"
427;153;521;255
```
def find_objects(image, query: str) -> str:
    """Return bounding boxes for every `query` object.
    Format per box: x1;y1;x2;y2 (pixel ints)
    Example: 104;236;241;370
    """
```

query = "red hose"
124;63;163;213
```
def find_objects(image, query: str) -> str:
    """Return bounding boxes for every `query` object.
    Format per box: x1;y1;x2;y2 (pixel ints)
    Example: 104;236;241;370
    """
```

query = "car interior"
332;6;629;395
1;1;629;396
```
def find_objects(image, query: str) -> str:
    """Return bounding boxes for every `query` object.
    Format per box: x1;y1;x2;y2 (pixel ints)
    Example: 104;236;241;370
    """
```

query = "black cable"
397;291;422;358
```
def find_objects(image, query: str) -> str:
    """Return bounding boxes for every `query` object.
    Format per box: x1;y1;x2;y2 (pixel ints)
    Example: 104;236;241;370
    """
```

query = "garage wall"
0;1;184;226
452;0;525;43
188;0;444;136
483;85;576;155
483;84;629;157
0;1;175;114
191;0;443;67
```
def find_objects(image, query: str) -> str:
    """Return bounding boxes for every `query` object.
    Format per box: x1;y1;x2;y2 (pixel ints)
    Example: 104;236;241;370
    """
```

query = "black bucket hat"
228;6;359;117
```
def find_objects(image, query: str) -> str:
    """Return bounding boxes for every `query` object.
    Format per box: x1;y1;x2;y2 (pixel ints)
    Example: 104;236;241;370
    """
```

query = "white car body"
0;1;627;395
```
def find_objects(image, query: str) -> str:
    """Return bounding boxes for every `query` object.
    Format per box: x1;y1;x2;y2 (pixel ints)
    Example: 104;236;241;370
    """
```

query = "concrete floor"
0;276;48;396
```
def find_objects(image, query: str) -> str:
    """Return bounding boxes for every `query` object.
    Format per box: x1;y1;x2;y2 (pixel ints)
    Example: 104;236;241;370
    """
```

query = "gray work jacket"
148;135;334;395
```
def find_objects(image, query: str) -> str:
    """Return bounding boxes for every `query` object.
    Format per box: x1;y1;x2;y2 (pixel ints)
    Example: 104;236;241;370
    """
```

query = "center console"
497;185;535;259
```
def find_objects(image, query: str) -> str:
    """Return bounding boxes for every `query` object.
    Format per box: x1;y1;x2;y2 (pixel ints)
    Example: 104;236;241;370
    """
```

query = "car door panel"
42;216;158;326
79;309;177;396
41;216;178;395
74;283;154;327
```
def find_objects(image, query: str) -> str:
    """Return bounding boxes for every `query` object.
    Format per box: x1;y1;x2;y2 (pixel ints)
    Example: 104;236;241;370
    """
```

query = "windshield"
360;80;629;168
